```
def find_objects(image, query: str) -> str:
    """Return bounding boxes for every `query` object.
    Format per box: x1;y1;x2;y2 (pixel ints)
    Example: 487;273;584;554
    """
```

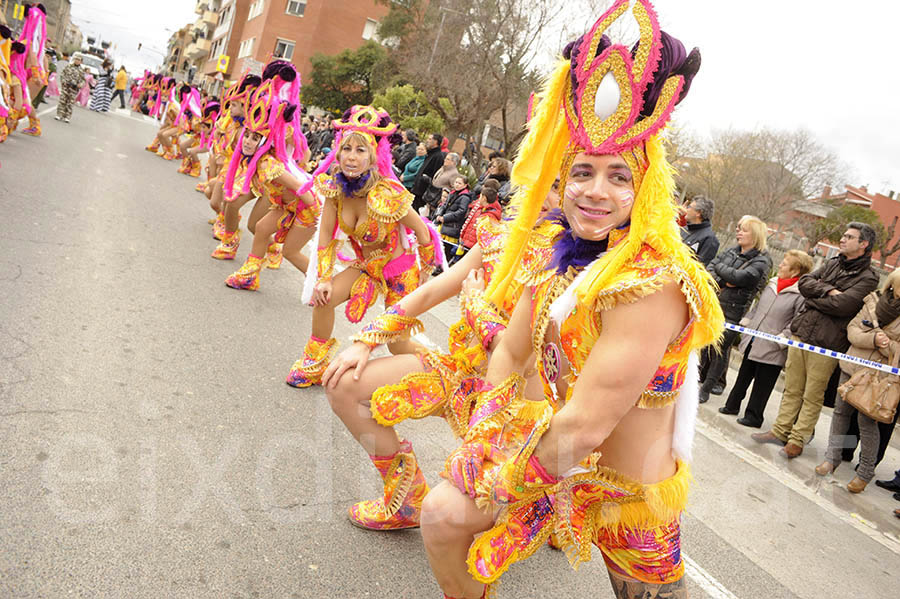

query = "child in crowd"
456;178;502;268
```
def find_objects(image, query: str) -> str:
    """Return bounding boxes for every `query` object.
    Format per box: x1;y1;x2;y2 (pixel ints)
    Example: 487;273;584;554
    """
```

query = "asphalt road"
1;103;898;598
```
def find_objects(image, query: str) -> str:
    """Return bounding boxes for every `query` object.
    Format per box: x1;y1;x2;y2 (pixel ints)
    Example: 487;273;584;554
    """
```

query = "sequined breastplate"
530;245;696;410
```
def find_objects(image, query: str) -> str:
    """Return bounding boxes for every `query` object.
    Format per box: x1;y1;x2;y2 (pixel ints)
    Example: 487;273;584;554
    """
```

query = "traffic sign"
216;55;230;73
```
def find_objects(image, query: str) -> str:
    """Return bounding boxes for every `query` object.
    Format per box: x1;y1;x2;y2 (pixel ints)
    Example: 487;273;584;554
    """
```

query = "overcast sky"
68;0;898;195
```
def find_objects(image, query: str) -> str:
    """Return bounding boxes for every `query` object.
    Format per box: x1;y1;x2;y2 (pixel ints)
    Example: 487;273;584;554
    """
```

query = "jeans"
110;88;126;108
700;327;739;392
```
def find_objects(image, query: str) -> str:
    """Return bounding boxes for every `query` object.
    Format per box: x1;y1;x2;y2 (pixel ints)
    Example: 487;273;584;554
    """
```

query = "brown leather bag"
838;348;900;424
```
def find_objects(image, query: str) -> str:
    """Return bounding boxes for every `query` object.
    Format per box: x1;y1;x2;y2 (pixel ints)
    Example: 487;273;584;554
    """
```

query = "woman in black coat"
435;175;473;263
699;215;773;403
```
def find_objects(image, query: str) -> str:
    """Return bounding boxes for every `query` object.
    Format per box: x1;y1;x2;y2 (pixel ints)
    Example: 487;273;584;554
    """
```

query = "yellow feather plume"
487;59;572;306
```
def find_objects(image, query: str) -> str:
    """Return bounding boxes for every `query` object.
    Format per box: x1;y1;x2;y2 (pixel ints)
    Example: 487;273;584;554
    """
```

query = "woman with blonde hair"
699;215;773;403
719;249;813;426
817;268;900;493
285;105;444;388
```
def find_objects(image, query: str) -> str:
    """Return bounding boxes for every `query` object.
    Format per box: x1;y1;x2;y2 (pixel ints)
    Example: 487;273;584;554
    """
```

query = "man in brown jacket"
752;222;879;457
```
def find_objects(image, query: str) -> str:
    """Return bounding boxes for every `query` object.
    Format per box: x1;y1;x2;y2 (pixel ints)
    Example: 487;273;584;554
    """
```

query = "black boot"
698;388;710;404
876;473;900;493
737;416;762;428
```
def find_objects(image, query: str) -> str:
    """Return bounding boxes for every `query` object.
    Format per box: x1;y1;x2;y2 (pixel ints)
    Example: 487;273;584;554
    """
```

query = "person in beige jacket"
816;269;900;493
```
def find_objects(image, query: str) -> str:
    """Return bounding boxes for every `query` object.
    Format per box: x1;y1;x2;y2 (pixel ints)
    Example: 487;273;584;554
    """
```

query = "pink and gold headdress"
18;4;47;80
488;0;721;351
224;80;312;197
310;105;400;182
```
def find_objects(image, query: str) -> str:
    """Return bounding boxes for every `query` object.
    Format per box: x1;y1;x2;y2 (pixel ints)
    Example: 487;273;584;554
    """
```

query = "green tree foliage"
302;41;389;114
815;204;886;251
372;85;444;138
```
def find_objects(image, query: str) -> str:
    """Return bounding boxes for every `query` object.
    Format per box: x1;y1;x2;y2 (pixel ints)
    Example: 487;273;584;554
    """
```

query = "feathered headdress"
261;59;308;165
8;41;31;111
174;84;202;126
487;0;721;351
310;105;399;182
150;76;175;118
0;26;12;117
224;80;313;197
197;101;220;150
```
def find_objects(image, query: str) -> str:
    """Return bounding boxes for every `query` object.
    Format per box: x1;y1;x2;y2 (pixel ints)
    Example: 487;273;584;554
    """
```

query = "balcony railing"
185;38;212;60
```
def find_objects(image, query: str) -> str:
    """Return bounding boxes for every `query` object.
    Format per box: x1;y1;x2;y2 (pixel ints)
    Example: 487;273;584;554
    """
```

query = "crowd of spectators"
679;200;898;515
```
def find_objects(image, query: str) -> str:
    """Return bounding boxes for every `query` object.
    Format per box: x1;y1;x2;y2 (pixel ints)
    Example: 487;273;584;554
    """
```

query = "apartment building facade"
201;0;388;95
184;0;220;87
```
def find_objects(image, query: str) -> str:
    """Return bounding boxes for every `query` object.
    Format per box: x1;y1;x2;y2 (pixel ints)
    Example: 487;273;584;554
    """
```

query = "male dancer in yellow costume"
416;2;724;597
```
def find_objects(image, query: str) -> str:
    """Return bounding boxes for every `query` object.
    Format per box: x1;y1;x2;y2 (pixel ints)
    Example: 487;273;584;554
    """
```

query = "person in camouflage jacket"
55;55;85;123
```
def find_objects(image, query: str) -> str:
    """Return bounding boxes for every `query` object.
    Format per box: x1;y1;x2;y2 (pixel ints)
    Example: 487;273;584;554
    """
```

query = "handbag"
838;323;900;423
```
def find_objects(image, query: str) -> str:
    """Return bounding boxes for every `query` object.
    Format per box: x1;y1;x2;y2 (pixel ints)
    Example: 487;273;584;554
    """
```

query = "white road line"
37;105;57;117
695;420;900;555
683;554;739;599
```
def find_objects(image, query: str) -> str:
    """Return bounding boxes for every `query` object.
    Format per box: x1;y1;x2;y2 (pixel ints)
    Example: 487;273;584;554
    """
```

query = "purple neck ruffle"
335;171;371;197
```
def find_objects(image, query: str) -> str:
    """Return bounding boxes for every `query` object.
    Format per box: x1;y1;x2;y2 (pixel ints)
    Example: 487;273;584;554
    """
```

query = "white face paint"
562;153;636;242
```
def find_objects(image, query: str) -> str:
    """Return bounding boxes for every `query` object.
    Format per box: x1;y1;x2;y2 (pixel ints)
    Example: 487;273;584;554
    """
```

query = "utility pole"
426;5;466;74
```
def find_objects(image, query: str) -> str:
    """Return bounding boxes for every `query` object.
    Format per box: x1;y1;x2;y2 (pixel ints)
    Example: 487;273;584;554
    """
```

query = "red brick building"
771;185;900;269
202;0;388;95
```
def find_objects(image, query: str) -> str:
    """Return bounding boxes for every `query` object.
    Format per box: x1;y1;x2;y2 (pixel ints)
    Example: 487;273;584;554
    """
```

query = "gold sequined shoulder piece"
367;179;413;224
313;173;340;203
591;244;692;313
257;154;286;183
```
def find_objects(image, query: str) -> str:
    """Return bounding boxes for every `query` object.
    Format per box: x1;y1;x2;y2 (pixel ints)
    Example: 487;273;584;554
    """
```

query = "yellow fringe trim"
554;460;692;569
351;317;424;347
383;450;418;518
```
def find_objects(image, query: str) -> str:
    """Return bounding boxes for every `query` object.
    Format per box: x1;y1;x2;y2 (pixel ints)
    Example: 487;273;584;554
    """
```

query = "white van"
71;52;104;77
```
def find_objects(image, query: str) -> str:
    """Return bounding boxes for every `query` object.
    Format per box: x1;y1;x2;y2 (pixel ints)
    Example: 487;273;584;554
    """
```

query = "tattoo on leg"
607;568;688;599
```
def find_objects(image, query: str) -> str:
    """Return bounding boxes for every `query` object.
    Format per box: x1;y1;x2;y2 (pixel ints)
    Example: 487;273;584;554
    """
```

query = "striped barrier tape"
723;322;900;376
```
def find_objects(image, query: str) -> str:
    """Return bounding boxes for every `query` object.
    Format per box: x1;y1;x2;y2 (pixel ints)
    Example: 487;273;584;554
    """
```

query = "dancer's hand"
314;281;332;306
322;342;372;388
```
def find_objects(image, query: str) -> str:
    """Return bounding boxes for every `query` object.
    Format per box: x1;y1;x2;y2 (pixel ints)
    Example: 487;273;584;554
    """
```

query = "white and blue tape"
723;322;900;377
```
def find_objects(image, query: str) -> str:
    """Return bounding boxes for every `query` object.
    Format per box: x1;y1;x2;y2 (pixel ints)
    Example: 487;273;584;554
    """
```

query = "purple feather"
335;172;371;197
544;209;609;274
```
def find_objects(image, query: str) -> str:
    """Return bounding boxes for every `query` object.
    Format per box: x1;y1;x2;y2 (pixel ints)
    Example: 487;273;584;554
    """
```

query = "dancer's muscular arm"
272;171;315;206
533;281;689;476
607;568;687;599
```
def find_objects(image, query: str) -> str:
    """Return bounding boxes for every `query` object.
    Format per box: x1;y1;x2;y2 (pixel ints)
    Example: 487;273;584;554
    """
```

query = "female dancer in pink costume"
285;105;445;388
222;79;319;291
